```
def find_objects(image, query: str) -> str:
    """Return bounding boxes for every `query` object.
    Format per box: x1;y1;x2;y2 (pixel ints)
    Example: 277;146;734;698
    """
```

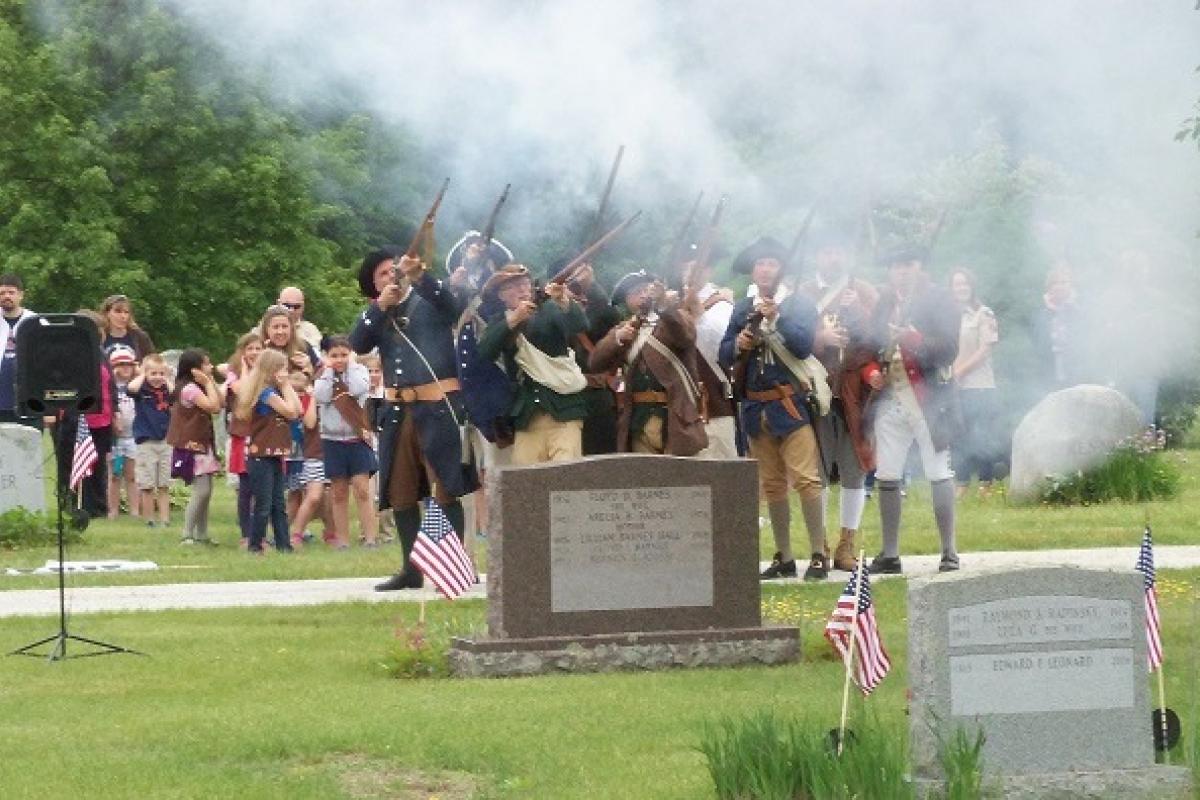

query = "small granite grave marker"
908;567;1191;798
0;423;46;515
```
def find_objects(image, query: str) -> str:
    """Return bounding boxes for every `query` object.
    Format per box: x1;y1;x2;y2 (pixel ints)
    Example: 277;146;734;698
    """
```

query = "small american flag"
69;416;99;491
1136;525;1163;671
824;566;892;695
410;497;476;599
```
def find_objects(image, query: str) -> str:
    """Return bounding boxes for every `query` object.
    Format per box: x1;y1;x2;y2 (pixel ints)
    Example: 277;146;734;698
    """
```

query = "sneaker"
760;552;798;580
869;554;903;575
290;533;304;549
803;553;829;582
939;553;961;573
146;520;157;529
180;537;195;545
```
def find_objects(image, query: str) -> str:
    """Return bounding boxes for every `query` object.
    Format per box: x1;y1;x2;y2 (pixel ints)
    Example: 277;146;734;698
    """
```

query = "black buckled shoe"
760;552;798;580
803;553;829;582
938;553;961;573
374;570;425;591
868;554;903;575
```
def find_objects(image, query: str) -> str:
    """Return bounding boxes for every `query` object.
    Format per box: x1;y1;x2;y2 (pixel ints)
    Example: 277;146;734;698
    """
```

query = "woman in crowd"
259;304;319;376
950;268;1001;498
99;294;155;359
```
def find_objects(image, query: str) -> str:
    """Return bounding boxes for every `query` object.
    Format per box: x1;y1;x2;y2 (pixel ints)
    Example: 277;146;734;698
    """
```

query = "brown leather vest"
332;376;369;434
247;408;292;457
302;418;322;459
166;400;215;453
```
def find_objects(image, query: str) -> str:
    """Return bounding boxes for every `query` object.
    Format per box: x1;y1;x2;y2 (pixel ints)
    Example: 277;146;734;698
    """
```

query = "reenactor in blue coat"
351;247;479;591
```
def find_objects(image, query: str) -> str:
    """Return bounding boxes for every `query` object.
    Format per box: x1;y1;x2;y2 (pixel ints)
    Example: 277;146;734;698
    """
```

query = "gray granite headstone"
1009;385;1143;502
0;423;46;514
449;455;798;676
909;567;1191;798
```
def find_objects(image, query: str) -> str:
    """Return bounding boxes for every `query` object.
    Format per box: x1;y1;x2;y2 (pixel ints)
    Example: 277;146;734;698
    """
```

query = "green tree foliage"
0;0;417;355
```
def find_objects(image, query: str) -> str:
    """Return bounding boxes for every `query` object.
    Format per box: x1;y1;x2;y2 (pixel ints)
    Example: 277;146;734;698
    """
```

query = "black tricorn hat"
359;246;402;299
880;243;929;267
731;236;790;275
610;269;660;306
444;230;515;274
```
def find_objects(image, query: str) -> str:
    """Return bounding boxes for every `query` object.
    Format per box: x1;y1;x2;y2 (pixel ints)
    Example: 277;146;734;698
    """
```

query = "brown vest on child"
247;408;292;457
166;400;215;453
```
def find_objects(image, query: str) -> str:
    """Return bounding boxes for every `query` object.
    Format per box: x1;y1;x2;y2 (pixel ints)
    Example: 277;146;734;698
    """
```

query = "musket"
389;178;449;329
786;205;818;272
588;144;625;243
667;190;705;274
925;206;950;266
689;194;728;275
476;183;511;255
404;177;451;262
460;183;511;286
550;210;643;287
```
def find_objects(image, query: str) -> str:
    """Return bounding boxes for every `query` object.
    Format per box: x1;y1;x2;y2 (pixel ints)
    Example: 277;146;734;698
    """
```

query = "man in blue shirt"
720;238;829;581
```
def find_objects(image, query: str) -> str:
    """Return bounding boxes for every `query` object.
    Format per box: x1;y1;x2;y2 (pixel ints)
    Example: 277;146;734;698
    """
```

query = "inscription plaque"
550;485;713;612
947;596;1132;648
950;647;1135;715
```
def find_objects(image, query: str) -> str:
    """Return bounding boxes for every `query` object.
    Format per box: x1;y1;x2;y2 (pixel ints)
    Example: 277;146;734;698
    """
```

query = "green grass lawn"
2;449;1196;590
2;575;1198;799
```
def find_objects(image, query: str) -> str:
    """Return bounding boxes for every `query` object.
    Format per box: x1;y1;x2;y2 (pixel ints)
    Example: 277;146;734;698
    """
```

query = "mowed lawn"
2;575;1199;799
2;449;1196;591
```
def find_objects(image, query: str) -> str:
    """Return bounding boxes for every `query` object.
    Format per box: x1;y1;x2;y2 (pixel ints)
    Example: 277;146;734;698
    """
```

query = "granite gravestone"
909;567;1191;798
0;423;46;514
449;455;798;677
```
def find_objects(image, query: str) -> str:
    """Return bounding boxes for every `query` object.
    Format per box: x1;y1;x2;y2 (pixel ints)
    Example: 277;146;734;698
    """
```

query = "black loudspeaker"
16;314;102;415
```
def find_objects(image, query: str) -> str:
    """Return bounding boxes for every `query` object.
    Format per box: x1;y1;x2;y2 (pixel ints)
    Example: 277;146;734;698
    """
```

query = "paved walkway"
3;546;1199;617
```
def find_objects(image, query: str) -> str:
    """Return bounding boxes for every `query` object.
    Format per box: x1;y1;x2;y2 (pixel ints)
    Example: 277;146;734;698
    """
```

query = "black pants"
53;416;111;517
952;388;1000;484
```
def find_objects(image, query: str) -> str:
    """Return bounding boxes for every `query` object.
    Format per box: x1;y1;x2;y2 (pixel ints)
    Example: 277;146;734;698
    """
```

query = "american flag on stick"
824;565;892;695
69;416;98;492
410;497;476;599
1136;525;1163;671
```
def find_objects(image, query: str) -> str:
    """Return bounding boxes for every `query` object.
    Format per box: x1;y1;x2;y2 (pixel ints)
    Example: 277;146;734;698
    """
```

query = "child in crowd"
360;351;393;542
222;332;263;547
107;345;139;519
286;370;326;548
167;349;222;545
234;349;301;553
314;336;378;548
127;353;173;527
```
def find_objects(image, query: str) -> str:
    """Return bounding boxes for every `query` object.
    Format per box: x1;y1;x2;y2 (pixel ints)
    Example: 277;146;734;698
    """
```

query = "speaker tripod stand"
9;415;143;662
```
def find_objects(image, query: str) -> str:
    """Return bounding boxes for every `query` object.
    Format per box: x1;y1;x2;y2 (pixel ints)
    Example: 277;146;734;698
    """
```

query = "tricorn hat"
610;269;660;307
480;264;532;299
358;246;402;299
880;243;929;267
444;230;515;274
731;236;790;275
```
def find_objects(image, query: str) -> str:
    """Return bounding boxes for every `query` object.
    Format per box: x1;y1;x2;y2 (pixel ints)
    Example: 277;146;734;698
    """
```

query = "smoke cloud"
154;1;1200;406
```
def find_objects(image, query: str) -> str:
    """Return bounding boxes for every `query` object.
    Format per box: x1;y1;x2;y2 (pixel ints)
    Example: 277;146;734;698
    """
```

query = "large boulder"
1008;385;1144;503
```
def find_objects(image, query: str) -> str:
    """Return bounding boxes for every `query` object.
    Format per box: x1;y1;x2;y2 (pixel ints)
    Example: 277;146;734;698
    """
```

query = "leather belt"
631;390;668;405
384;377;461;404
746;384;795;403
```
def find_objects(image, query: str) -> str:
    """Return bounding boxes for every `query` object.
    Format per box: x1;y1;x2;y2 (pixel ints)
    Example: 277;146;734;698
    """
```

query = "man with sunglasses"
278;286;323;354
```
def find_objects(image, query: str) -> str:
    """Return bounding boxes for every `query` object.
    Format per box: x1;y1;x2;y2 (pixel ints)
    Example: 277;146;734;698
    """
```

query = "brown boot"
833;527;858;572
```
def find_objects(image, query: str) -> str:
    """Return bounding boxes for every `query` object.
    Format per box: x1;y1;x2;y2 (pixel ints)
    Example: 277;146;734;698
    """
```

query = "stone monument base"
916;766;1193;800
449;626;799;678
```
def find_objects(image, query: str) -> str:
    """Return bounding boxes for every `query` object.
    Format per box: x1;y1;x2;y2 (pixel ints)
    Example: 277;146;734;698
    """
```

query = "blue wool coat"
349;273;479;508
